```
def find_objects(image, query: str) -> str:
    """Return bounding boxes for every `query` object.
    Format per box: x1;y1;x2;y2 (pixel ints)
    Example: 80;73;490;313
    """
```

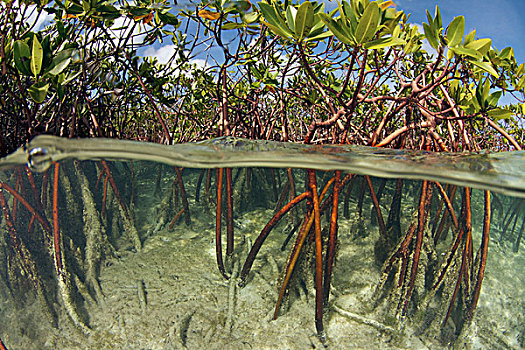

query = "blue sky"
395;0;525;63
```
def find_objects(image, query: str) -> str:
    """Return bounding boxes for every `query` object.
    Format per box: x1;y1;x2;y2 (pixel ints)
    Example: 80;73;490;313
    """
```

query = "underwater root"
0;162;113;335
0;158;501;345
53;163;91;334
238;170;350;341
332;304;396;333
75;161;111;305
174;167;191;225
229;166;494;342
215;168;229;279
99;161;141;251
376;183;493;339
0;336;7;350
0;182;55;324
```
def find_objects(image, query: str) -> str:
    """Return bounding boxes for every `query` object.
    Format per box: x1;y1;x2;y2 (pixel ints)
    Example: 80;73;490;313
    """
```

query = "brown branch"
342;49;369;142
375;121;431;147
485;117;522;150
337;47;358;99
124;52;172;144
370;89;406;146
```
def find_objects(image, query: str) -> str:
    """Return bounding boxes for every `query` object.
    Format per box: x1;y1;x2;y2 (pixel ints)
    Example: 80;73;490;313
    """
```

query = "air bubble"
27;147;52;172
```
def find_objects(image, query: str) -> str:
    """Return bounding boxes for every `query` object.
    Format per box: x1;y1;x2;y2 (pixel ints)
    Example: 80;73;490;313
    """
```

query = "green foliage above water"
0;0;524;156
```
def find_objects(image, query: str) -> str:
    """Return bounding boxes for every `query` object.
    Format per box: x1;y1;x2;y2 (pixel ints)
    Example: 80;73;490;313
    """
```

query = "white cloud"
143;46;208;69
144;44;177;65
31;9;53;31
142;45;210;79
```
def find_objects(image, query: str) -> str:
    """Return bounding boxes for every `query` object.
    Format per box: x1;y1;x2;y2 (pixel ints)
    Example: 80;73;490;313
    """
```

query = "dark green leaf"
285;5;296;33
62;70;81;85
222;22;246;30
482;78;490;103
13;40;32;76
305;29;332;42
47;57;71;76
434;6;442;29
475;80;485;108
44;48;75;76
342;0;353;19
425;9;433;28
318;13;353;45
516;74;525;90
487;108;514;120
487;91;502;107
499;47;513;60
82;0;91;12
342;1;358;33
57;21;66;38
158;12;179;26
305;14;331;41
308;13;326;34
262;20;293;38
259;2;293;38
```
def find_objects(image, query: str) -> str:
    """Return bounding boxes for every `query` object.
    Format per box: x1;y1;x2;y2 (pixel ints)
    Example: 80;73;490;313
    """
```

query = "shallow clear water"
0;137;523;349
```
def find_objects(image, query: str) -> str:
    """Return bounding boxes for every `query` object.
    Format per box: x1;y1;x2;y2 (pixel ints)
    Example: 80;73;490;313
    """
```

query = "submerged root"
333;304;397;333
118;200;142;252
0;188;56;326
75;162;113;305
100;161;141;251
152;181;174;233
225;260;240;334
57;270;91;335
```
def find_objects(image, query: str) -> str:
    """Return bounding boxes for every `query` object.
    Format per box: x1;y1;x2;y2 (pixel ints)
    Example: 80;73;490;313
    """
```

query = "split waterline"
3;135;525;198
0;136;524;349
